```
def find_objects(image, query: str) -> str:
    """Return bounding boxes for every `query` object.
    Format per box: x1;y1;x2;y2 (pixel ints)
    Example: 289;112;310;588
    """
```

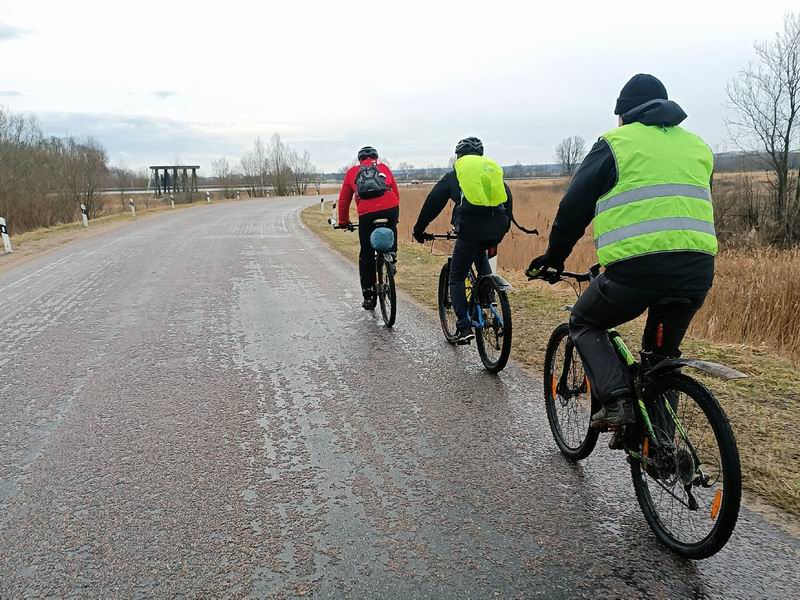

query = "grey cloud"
150;90;178;99
33;111;376;171
36;112;249;169
0;23;29;41
0;91;23;97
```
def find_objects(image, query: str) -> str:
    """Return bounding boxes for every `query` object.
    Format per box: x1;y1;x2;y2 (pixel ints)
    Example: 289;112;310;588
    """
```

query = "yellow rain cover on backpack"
454;155;508;207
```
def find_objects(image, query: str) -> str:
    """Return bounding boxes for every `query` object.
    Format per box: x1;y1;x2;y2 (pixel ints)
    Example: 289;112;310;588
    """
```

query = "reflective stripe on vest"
454;155;508;207
594;123;717;266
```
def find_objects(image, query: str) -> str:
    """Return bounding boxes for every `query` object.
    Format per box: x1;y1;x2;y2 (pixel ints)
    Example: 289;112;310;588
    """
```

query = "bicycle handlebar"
328;218;358;231
526;263;601;283
422;232;458;241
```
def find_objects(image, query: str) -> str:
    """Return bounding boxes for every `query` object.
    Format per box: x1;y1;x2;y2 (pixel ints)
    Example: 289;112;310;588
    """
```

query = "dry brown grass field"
305;198;800;517
395;180;800;361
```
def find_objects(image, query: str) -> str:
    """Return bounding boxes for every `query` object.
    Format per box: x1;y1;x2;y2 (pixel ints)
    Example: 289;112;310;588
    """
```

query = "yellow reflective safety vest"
454;155;508;207
594;122;717;266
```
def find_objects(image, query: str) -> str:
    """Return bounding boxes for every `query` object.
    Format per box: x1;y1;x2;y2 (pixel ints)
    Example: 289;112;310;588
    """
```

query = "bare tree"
112;165;132;211
726;13;800;245
266;133;292;196
0;107;116;232
83;139;108;217
211;157;235;199
554;135;587;176
289;149;315;196
396;161;414;181
241;137;269;197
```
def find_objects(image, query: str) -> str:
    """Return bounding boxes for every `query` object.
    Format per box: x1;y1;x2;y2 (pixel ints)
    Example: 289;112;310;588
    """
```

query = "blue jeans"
448;238;498;330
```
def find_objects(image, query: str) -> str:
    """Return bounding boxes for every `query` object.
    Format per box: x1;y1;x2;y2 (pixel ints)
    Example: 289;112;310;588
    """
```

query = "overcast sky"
0;1;796;172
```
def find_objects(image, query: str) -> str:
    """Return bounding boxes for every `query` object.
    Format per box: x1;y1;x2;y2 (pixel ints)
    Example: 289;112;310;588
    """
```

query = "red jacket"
338;159;400;224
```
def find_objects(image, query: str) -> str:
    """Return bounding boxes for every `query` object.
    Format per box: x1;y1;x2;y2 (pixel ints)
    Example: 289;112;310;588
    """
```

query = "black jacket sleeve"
413;173;452;234
547;139;616;263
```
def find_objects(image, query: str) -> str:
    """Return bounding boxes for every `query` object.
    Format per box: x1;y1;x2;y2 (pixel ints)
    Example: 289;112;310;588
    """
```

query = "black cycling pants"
449;238;500;330
358;207;399;293
569;273;709;405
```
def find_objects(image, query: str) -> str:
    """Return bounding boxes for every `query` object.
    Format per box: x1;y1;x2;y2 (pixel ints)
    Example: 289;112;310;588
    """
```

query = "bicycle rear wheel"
630;373;741;559
543;323;598;460
437;261;458;343
376;255;396;328
474;277;512;373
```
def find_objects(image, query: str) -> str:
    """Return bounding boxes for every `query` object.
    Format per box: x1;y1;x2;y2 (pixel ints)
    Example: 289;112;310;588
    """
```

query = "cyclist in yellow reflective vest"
413;137;514;343
528;74;716;431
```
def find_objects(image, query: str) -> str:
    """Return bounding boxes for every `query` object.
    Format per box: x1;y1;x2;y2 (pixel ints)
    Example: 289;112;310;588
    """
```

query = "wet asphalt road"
0;196;798;599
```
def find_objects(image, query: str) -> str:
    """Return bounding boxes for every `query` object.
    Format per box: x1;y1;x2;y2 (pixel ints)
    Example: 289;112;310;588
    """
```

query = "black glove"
525;253;564;282
412;229;426;244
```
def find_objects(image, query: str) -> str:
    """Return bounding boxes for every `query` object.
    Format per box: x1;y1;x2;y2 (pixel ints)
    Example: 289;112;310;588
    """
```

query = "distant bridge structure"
149;165;200;197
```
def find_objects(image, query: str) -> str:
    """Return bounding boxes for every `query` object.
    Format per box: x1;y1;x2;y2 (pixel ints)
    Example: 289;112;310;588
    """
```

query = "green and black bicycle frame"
606;328;745;500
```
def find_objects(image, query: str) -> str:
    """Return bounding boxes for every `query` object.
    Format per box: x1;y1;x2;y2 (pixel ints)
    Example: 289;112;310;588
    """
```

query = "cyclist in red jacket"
338;146;401;309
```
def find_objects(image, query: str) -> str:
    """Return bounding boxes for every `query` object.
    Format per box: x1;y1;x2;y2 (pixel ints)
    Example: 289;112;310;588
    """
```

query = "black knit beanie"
614;74;668;115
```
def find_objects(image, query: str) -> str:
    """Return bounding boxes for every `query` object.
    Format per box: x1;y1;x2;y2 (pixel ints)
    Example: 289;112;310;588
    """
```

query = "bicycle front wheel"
437;261;458;343
474;277;512;373
630;373;741;559
543;323;598;459
376;255;396;328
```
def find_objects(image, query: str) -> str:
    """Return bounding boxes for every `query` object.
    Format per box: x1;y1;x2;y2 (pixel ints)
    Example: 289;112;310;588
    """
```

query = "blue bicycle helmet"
370;227;395;252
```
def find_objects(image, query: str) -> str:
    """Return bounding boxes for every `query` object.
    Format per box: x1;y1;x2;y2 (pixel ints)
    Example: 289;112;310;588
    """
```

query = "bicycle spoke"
639;386;728;547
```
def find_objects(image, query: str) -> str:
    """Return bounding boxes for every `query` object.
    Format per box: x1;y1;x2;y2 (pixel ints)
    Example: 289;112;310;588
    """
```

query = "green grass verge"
303;205;800;517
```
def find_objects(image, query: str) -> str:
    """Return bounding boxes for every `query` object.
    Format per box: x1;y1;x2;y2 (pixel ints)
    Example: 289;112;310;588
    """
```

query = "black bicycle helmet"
357;146;379;161
454;137;484;157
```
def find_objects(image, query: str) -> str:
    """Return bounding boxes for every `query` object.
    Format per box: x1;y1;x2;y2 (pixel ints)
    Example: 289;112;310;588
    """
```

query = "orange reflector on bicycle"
643;437;650;458
551;376;557;399
584;377;591;396
711;489;722;520
656;323;664;348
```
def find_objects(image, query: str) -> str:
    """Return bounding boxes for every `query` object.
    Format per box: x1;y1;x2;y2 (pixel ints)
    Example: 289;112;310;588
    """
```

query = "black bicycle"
527;263;743;559
331;219;397;327
425;232;512;373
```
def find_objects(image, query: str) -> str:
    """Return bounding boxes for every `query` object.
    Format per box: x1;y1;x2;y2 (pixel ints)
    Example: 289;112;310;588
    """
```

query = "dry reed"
395;180;800;360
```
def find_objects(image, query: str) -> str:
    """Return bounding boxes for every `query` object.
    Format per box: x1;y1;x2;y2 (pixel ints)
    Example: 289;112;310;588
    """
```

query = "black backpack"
355;163;388;199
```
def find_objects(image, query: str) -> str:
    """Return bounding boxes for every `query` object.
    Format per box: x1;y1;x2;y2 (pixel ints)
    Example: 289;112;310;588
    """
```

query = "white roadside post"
170;194;175;209
80;203;89;228
206;191;211;203
0;217;12;254
330;201;337;227
129;199;136;217
236;191;241;200
320;197;325;213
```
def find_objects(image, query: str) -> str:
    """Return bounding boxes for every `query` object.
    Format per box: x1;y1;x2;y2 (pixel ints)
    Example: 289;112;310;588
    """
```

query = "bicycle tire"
377;255;396;328
437;261;458;343
474;277;512;373
630;373;741;559
543;323;599;460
